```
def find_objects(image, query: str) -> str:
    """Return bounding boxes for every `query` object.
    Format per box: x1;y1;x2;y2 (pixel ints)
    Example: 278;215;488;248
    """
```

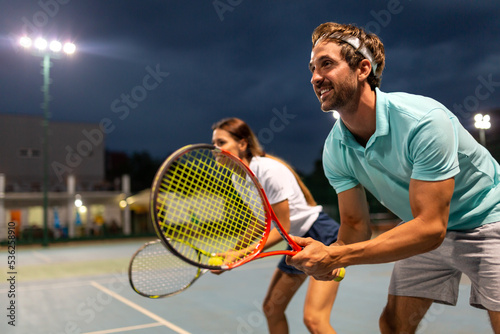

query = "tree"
105;150;163;193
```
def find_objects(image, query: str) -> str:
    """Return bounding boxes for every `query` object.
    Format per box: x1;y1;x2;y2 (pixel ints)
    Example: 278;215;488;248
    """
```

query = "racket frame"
151;144;304;270
128;239;207;298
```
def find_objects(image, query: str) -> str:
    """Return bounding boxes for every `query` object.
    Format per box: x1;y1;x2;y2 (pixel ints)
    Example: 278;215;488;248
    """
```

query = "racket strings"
155;148;268;266
130;241;202;297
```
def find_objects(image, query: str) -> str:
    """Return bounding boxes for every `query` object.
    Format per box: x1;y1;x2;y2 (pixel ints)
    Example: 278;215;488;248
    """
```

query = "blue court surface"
0;238;493;333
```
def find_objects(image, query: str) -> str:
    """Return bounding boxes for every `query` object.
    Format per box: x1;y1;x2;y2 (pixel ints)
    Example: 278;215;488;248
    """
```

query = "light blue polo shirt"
323;88;500;230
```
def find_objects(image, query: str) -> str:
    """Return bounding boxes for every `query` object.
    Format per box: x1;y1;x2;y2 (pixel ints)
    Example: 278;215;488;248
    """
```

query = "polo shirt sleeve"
409;108;460;181
322;137;359;194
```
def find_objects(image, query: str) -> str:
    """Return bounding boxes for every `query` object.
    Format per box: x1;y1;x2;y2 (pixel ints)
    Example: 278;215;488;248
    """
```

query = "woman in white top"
212;117;341;334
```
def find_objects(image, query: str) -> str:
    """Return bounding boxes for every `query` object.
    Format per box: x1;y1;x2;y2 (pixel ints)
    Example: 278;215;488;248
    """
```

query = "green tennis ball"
208;256;223;266
334;267;346;282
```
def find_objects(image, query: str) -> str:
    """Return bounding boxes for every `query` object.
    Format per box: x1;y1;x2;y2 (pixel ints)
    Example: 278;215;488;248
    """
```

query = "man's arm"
336;184;372;245
287;178;454;280
339;178;453;266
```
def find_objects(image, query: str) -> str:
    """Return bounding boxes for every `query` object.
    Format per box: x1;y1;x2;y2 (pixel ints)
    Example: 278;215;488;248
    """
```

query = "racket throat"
272;220;290;244
271;220;302;252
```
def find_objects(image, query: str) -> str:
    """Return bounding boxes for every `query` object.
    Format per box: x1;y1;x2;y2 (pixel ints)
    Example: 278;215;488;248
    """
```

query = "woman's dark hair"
212;117;317;206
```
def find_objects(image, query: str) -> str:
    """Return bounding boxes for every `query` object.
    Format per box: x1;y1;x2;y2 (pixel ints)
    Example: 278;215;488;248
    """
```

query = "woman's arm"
262;199;291;250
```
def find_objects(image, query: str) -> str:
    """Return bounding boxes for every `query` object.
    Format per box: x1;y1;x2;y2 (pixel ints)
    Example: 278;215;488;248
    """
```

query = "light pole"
474;113;491;147
19;36;76;247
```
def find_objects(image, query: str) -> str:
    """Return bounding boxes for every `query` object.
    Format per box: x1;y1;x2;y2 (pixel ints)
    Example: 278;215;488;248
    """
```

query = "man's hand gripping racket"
286;235;346;281
151;144;344;282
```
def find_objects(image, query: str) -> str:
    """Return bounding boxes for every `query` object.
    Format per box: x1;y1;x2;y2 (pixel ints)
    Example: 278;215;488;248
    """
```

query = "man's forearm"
337;220;372;245
336;217;445;267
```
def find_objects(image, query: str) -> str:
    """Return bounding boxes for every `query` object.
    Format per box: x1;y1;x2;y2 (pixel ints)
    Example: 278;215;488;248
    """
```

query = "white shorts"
389;221;500;311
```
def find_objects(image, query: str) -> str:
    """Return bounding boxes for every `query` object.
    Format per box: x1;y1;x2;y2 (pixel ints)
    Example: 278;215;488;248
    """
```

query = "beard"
319;76;358;113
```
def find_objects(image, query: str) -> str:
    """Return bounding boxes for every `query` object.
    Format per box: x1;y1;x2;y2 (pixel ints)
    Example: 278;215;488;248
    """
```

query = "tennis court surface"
0;238;492;333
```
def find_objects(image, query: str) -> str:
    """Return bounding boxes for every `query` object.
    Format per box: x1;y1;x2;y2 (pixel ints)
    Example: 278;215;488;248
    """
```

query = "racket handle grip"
333;267;346;282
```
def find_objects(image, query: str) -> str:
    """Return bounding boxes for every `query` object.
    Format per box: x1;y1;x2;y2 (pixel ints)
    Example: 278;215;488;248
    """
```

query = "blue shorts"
278;212;340;275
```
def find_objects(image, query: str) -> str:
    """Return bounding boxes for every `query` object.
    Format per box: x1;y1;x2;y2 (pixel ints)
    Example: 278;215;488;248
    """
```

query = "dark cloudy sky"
1;0;499;174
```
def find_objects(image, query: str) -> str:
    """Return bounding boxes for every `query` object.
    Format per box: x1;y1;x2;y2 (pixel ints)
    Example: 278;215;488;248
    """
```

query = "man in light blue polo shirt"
286;22;500;333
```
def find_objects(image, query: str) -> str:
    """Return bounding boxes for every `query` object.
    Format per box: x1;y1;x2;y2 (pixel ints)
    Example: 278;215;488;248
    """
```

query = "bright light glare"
49;40;62;52
474;113;491;130
63;42;76;54
34;37;48;51
75;199;83;207
19;36;76;55
331;110;340;120
19;36;32;48
79;206;87;214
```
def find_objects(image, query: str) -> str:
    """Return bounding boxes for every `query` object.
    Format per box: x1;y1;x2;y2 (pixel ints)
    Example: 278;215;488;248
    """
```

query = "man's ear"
358;59;372;81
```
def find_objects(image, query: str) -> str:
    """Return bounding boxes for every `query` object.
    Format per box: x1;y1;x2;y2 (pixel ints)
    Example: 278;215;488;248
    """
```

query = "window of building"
19;148;41;158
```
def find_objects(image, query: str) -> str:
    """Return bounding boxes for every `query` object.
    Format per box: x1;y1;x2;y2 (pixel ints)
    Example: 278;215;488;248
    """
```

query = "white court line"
90;281;191;334
82;322;163;334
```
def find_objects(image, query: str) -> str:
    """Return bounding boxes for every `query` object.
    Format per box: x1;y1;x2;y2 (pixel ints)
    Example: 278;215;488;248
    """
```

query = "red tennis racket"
151;144;344;281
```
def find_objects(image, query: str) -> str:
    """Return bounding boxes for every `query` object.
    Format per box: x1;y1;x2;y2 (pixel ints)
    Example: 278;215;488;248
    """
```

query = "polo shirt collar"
373;87;390;138
331;88;390;149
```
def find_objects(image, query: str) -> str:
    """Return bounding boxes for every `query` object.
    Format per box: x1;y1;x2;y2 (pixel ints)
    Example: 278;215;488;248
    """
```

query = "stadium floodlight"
330;110;340;120
19;36;32;48
63;42;76;54
34;37;48;51
49;40;62;52
474;113;491;147
19;35;76;247
19;36;76;56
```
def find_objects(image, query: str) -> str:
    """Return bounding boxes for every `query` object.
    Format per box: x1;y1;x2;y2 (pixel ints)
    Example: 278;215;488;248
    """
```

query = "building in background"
0;114;134;243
